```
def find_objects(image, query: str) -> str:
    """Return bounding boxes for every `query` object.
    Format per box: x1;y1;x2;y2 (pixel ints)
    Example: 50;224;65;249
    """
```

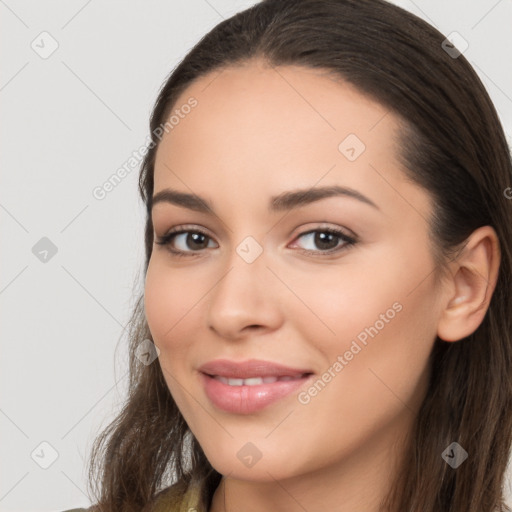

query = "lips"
198;358;314;414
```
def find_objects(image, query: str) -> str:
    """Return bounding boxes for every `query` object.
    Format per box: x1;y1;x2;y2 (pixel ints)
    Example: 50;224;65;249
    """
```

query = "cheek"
297;236;438;343
144;260;199;412
325;270;436;400
305;297;434;454
144;264;171;344
144;259;196;348
286;282;436;473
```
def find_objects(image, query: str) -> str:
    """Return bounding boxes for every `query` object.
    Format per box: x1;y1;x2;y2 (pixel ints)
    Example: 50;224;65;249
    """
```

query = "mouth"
198;359;314;414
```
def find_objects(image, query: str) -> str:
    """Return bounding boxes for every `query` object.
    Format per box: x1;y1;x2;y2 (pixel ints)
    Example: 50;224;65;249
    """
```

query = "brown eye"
291;228;357;255
155;228;217;257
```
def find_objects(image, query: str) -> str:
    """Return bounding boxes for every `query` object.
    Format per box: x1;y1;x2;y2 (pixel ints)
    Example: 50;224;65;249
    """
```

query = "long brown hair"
86;1;512;510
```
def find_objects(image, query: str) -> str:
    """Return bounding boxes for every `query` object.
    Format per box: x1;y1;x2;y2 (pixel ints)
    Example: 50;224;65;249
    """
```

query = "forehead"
152;59;423;219
157;59;398;157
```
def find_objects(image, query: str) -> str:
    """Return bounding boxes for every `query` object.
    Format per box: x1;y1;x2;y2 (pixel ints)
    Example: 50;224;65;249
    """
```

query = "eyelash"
154;225;357;258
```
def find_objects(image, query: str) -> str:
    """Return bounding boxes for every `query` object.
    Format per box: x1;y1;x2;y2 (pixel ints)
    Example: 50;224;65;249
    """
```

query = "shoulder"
152;478;204;512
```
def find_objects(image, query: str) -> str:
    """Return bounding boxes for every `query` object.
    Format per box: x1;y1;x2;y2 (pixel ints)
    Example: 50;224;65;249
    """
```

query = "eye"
154;226;217;257
290;227;357;256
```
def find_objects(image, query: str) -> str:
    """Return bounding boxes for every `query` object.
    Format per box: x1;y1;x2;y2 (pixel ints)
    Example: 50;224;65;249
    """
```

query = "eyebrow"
150;185;380;214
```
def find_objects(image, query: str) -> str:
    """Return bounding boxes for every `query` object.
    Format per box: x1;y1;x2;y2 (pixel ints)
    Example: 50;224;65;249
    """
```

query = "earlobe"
436;226;501;343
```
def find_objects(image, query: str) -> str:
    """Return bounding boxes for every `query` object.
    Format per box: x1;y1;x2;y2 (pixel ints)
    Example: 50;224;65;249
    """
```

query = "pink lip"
198;359;314;414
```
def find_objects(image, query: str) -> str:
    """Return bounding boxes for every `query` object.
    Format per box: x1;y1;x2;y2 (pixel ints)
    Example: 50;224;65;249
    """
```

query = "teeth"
244;377;265;385
226;378;244;386
213;375;303;386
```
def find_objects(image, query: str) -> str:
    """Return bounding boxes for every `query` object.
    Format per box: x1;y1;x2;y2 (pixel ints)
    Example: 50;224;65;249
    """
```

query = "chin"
202;443;305;482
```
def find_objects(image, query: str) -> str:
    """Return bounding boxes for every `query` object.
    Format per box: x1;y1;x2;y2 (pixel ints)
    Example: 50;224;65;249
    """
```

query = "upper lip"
199;359;313;379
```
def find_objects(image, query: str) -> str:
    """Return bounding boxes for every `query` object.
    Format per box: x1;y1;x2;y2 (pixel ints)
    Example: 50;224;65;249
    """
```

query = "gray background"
1;1;511;510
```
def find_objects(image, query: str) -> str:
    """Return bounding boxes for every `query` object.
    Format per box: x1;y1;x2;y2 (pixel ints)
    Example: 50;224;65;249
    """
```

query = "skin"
144;58;500;512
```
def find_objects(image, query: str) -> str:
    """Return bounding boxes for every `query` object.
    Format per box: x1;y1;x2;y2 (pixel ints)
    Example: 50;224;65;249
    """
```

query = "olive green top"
61;478;204;512
153;479;204;512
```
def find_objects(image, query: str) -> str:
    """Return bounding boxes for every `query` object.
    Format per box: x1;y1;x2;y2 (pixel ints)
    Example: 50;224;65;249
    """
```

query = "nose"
206;249;283;341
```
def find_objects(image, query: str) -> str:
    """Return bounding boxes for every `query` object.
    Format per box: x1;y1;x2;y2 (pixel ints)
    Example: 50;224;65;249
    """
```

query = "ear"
437;225;501;342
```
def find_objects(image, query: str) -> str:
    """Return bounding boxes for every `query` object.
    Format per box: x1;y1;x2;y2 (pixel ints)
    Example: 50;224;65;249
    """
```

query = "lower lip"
200;373;313;414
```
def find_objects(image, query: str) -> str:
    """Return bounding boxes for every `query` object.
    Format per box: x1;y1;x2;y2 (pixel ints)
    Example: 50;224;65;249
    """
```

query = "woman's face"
144;59;446;483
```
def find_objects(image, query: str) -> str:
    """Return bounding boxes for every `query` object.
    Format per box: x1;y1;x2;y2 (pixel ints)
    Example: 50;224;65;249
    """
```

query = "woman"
65;0;512;510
